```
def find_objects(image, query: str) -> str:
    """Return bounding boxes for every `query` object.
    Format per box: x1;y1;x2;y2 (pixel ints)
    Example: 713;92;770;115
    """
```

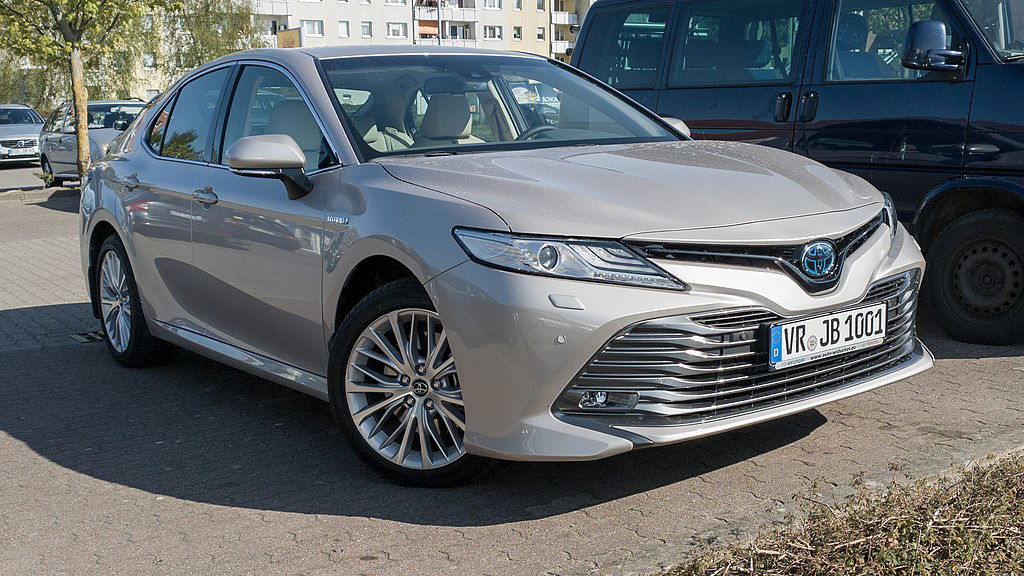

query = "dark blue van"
571;0;1024;345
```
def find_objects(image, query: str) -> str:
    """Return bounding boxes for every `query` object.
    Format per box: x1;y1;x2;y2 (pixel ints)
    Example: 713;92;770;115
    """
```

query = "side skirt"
151;321;329;401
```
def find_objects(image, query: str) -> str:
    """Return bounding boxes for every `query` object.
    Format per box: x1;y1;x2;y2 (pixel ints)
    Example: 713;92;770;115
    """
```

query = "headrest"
418;94;472;140
836;13;869;52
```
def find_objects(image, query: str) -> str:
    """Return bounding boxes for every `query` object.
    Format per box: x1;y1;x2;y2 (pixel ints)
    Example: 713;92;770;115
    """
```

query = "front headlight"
881;192;898;238
453;228;686;291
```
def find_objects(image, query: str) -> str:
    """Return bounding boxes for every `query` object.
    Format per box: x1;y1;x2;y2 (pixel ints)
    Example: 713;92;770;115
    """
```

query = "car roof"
0;103;33;109
222;45;548;62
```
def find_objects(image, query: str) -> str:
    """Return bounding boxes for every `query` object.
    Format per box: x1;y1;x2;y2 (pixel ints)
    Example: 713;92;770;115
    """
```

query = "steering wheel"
515;124;557;141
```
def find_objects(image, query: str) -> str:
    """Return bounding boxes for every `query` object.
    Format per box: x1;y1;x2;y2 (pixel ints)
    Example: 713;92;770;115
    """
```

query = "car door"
40;106;70;171
656;0;817;149
574;2;673;111
52;107;80;172
189;64;339;374
118;67;234;334
797;0;973;218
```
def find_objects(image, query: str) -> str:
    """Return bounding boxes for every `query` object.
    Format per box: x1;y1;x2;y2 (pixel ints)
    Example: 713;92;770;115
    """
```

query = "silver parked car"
80;47;933;485
40;100;144;185
0;104;43;164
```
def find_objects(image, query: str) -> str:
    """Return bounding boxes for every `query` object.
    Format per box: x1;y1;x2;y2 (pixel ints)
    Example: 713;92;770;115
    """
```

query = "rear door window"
576;5;671;90
668;0;808;87
154;68;231;162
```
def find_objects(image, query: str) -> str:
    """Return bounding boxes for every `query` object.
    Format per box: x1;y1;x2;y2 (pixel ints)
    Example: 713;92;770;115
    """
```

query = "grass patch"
664;452;1024;575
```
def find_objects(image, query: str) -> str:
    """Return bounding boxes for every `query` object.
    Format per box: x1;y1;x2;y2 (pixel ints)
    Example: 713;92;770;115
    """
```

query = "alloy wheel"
345;308;466;470
99;250;132;353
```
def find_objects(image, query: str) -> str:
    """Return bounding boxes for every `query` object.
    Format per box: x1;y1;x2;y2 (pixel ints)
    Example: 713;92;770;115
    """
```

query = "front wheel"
925;208;1024;345
41;156;65;187
328;277;492;486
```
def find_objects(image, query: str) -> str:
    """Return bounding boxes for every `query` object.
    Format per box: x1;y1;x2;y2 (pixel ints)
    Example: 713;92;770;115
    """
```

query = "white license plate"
769;303;887;370
10;148;34;156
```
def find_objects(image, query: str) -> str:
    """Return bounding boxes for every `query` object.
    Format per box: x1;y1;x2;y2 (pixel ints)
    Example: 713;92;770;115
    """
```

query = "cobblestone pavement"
1;194;1023;576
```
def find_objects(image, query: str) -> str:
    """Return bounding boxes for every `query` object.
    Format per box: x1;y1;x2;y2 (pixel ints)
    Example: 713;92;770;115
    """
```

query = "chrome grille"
1;139;37;149
556;270;920;425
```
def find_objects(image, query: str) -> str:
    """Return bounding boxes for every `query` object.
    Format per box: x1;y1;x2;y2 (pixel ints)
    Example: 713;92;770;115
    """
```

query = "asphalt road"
0;162;44;194
1;179;1022;576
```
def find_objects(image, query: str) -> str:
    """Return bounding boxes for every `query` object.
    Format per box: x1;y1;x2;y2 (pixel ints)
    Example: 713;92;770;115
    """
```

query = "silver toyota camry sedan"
80;46;933;485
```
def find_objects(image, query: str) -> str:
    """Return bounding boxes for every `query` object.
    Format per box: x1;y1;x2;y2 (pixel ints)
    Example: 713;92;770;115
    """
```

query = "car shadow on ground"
0;302;1018;526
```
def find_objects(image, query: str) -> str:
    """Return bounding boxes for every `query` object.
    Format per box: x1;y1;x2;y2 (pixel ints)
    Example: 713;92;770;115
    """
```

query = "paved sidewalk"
1;197;1022;576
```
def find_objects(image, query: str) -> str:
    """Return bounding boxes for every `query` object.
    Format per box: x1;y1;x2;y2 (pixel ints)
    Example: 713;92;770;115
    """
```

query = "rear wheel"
95;235;177;366
328;277;491;486
925;208;1024;345
41;156;65;187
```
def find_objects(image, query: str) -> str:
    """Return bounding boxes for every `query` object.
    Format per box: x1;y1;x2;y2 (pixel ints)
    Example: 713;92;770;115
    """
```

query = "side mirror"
225;134;314;200
661;116;691;138
113;119;129;131
902;21;964;72
61;124;76;134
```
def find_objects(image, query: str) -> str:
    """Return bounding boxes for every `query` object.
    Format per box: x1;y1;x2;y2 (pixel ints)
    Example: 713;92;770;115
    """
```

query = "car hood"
0;123;43;140
378;140;883;241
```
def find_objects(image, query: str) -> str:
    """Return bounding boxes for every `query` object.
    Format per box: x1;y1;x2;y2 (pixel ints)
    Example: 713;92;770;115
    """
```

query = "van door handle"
192;188;219;206
121;176;140;189
774;92;793;122
964;143;1000;158
799;91;819;122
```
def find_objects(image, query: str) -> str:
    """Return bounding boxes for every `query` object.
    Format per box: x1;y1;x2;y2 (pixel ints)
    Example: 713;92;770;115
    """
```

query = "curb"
0;187;80;204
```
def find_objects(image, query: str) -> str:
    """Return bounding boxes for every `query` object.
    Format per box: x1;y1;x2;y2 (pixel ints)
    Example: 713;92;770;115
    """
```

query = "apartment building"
254;0;592;60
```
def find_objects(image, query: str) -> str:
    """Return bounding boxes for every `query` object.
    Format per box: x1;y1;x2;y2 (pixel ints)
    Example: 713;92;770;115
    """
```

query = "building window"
301;19;324;36
513;26;522;40
339;20;350;37
360;0;370;4
514;0;522;9
483;0;501;8
536;26;545;39
384;0;406;4
483;25;502;39
142;53;156;69
387;22;408;37
536;0;544;9
361;21;373;37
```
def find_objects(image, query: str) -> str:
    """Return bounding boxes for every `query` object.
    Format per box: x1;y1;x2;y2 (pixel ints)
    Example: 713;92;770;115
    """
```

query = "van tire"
925;208;1024;345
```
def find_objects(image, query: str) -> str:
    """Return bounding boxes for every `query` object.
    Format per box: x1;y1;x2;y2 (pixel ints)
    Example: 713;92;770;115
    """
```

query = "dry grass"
663;452;1024;575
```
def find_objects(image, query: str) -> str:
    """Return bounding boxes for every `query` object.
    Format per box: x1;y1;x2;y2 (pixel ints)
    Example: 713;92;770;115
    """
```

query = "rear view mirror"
902;21;964;72
225;134;314;200
661;116;691;138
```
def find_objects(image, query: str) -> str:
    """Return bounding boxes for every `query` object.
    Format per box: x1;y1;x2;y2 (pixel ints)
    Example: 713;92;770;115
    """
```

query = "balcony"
550;40;574;54
253;0;290;16
415;5;439;19
551;11;578;25
441;7;478;21
440;38;479;47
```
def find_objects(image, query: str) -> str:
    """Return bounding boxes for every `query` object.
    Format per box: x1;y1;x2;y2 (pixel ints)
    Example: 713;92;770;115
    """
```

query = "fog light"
579;390;608;408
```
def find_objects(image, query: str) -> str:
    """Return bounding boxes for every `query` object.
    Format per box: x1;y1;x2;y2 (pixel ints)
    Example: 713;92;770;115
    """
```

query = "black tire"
41;156;65;188
925;208;1024;345
95;235;177;367
328;277;493;487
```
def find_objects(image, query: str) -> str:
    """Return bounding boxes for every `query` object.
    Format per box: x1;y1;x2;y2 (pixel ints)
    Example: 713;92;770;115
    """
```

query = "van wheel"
328;277;492;486
925;208;1024;345
41;157;65;187
95;235;178;366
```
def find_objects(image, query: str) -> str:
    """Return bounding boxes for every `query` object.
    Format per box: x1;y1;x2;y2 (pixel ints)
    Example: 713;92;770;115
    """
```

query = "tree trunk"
69;47;91;180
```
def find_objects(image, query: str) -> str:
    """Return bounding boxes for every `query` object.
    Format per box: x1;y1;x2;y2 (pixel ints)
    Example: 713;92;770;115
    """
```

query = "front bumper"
426;224;932;461
0;146;39;161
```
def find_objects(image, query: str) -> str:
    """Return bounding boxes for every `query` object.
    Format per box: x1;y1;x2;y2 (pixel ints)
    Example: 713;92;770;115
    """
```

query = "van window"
827;0;963;81
668;0;807;87
576;5;671;90
961;0;1024;61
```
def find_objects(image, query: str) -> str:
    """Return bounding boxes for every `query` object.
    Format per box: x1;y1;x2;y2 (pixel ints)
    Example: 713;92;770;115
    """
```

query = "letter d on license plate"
769;303;887;370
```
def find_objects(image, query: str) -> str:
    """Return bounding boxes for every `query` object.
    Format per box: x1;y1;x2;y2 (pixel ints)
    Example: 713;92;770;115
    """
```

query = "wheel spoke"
388;312;410;367
367;401;402;440
423;411;449;460
417;406;432;468
428;327;448;370
367;327;405;371
434;388;464;406
392;407;417;465
435;401;466;431
355;347;402;374
350;364;401;389
433;357;457;380
353;393;407;424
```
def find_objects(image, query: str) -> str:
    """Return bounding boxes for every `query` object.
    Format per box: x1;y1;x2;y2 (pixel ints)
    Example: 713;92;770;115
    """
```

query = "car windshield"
318;55;678;159
0;108;42;125
80;103;145;129
960;0;1024;60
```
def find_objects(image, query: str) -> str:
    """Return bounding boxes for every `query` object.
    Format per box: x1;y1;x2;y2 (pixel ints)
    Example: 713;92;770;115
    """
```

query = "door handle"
192;188;219;206
799;91;819;122
964;143;1000;158
121;176;140;189
774;92;793;122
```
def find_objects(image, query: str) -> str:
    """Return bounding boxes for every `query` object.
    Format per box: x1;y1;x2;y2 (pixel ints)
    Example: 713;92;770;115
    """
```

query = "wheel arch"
328;253;422;346
86;218;124;319
912;178;1024;253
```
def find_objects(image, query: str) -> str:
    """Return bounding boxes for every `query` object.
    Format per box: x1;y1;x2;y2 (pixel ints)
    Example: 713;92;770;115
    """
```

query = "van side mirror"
902;21;964;72
225;134;314;200
661;116;691;138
